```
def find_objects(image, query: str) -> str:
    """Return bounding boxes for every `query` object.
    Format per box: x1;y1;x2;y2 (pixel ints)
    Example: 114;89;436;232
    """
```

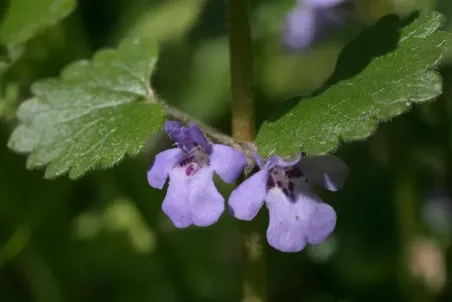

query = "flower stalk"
226;0;265;301
227;0;255;142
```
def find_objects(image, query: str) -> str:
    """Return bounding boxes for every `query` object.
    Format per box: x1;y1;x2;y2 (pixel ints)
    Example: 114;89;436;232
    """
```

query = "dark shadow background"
1;0;452;301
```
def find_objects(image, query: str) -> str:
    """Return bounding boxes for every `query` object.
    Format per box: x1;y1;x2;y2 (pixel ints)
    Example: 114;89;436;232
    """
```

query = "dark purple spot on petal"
285;168;303;178
267;177;276;188
180;155;195;167
185;164;196;176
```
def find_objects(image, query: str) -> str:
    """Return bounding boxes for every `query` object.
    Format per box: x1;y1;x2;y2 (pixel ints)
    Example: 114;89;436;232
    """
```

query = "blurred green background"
1;0;452;301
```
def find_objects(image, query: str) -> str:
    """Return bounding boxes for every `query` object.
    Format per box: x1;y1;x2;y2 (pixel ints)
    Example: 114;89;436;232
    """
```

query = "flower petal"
299;155;349;191
147;148;184;189
265;189;336;252
306;198;336;245
253;153;266;169
188;167;224;226
164;120;183;134
186;123;210;150
228;170;268;221
265;189;308;252
254;154;279;170
277;153;301;167
304;0;346;9
162;168;192;228
284;0;348;52
164;120;187;148
164;121;211;151
284;7;317;51
210;144;247;183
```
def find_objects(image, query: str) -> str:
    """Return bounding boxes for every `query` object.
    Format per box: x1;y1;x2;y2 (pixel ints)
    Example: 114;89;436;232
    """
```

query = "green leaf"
122;0;206;43
0;0;76;46
256;11;450;158
8;37;165;179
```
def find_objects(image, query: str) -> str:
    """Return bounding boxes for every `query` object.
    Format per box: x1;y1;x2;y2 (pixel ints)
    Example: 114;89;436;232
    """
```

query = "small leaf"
0;0;76;46
256;11;450;158
8;37;165;179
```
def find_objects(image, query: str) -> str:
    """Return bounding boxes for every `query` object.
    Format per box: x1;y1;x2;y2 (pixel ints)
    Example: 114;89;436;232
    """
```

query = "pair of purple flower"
147;121;349;253
284;0;349;51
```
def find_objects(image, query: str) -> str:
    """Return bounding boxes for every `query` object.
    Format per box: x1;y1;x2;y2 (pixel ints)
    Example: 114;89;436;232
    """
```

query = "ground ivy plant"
0;0;450;301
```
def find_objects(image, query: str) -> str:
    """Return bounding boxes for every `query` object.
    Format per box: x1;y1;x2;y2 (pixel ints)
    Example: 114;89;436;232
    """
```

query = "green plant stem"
227;0;265;301
394;171;433;302
240;219;266;302
227;0;255;142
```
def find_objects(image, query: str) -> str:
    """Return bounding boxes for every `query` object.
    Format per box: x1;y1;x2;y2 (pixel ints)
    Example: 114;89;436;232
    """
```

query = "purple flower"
284;0;349;51
228;153;349;252
148;121;247;228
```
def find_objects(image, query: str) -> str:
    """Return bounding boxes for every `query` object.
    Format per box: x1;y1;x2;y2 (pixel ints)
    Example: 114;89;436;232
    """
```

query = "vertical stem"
393;171;432;302
227;0;264;301
227;0;255;142
240;219;266;302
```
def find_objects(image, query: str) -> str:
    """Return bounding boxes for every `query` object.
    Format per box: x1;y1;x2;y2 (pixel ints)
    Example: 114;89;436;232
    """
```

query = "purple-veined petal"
284;7;317;51
188;167;224;226
162;168;192;228
210;144;247;183
265;189;336;252
147;148;185;189
299;155;349;191
228;169;268;221
304;0;346;9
